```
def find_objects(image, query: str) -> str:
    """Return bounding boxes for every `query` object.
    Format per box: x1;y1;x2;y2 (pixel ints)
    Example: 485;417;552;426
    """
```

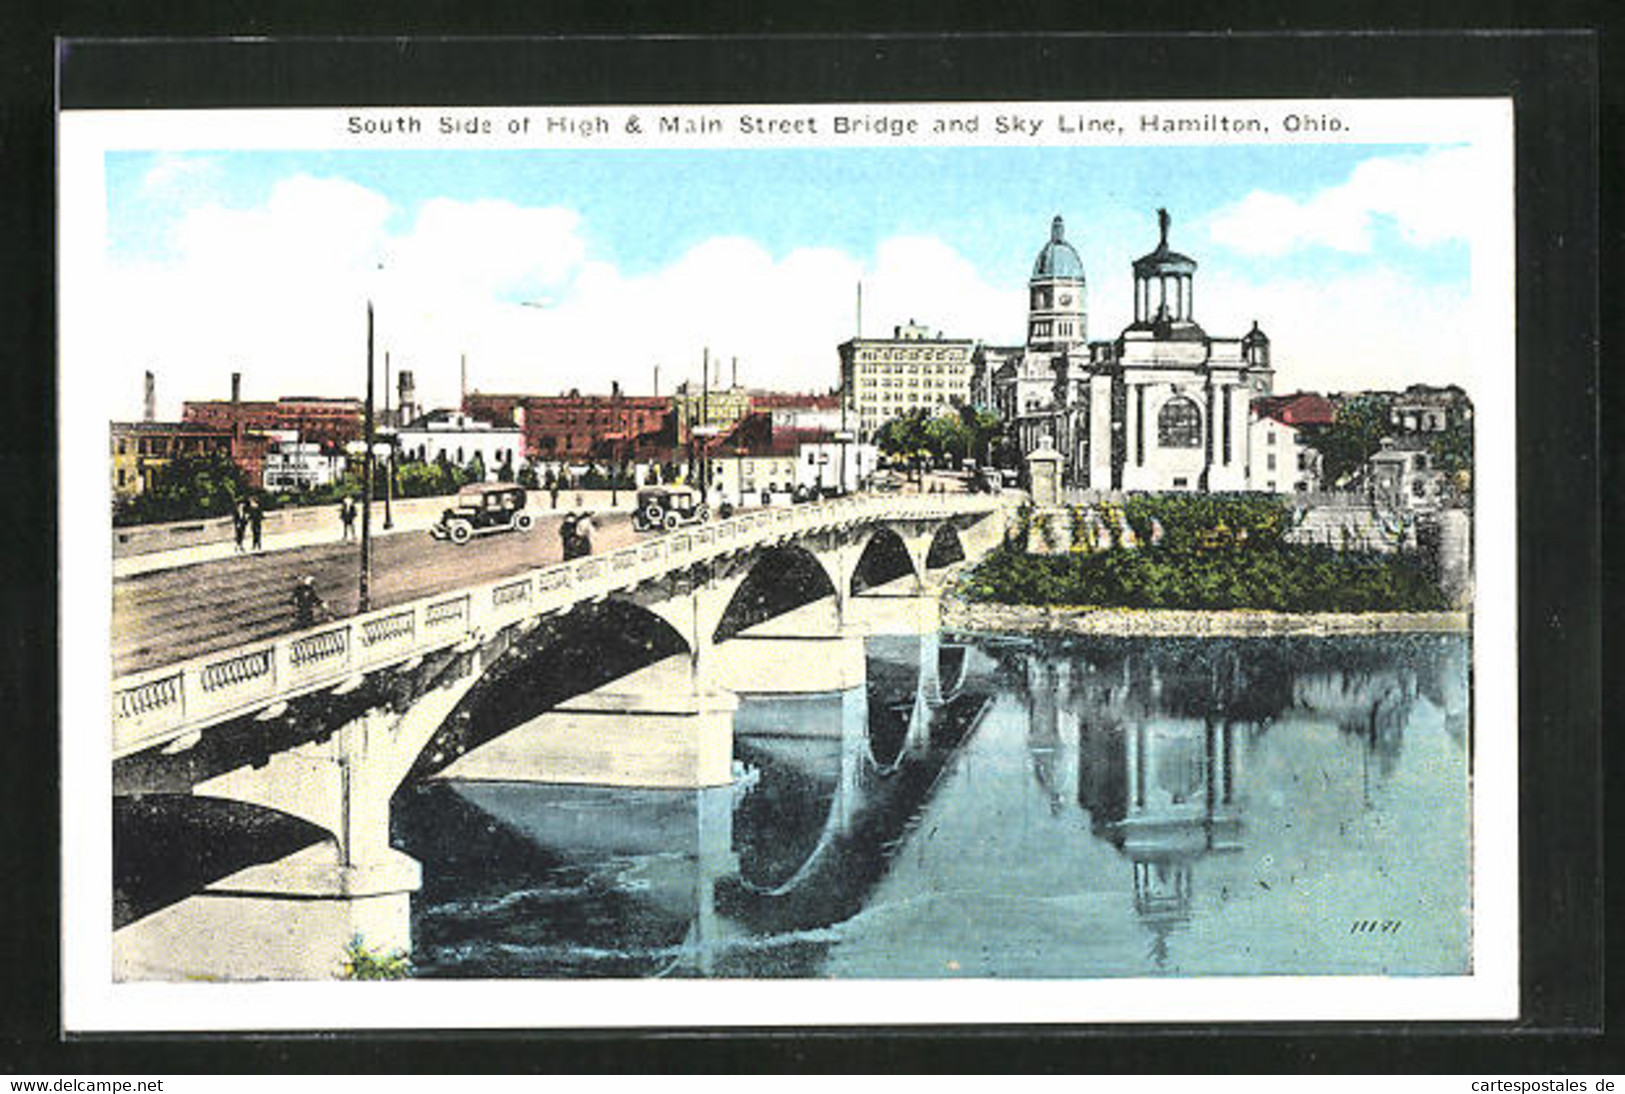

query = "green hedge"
959;542;1446;613
1120;492;1295;550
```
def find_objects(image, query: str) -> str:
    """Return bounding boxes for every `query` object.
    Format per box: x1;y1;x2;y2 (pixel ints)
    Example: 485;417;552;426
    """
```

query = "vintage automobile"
632;486;709;532
430;483;534;544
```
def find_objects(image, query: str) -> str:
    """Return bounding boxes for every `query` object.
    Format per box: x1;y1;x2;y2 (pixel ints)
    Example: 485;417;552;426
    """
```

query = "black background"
3;14;1614;1075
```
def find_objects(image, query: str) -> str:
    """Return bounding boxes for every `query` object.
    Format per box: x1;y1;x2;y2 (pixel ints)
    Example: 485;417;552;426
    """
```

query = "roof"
1132;208;1198;277
1032;216;1086;281
1253;392;1336;427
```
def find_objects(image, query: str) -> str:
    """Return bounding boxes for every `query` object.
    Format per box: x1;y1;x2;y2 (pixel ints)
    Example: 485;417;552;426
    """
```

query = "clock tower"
1027;214;1088;353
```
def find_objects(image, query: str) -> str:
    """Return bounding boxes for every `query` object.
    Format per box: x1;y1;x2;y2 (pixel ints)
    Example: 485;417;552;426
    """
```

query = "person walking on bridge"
339;495;357;541
232;497;249;553
247;495;264;552
291;574;331;628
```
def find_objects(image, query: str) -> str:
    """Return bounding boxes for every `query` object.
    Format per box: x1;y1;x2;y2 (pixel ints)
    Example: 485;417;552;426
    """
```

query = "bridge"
111;492;1011;980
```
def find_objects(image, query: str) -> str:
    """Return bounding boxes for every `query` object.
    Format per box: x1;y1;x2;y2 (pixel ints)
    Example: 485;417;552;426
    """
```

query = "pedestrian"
247;496;264;552
232;497;248;553
559;514;579;560
574;512;596;557
339;496;357;541
291;574;328;628
549;480;560;510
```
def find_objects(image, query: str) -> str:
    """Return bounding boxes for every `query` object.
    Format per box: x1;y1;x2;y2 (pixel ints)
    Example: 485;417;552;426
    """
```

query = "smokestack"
732;356;738;390
856;281;863;338
230;371;241;404
612;379;621;399
653;364;660;398
460;353;468;406
143;371;155;422
398;369;416;425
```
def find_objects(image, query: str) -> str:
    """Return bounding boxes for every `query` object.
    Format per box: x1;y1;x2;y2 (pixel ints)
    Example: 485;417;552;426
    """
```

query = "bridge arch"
712;543;840;644
849;525;919;595
925;523;968;570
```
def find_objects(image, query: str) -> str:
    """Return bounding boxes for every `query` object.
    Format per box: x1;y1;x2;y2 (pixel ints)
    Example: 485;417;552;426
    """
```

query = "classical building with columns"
985;209;1274;492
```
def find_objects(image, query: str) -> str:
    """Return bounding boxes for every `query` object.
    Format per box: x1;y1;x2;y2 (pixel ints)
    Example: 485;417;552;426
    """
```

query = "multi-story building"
991;210;1274;493
673;381;753;444
1389;384;1471;434
262;439;347;493
752;391;844;433
1368;435;1448;511
700;412;878;507
397;410;523;480
109;421;266;497
1249;410;1322;494
182;392;364;450
837;320;976;442
463;388;670;465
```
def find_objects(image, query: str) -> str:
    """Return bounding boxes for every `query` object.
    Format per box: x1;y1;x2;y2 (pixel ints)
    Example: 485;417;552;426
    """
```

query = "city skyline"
103;143;1487;420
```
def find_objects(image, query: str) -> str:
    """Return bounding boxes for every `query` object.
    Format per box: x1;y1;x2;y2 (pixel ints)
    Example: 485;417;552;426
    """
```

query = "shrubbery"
961;492;1445;613
960;543;1446;612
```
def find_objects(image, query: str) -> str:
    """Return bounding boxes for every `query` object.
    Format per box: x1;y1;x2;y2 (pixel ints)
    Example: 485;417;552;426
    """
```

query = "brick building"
182;395;364;449
463;389;672;464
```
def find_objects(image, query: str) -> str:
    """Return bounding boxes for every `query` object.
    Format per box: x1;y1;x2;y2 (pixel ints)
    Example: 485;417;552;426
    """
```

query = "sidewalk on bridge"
112;490;639;579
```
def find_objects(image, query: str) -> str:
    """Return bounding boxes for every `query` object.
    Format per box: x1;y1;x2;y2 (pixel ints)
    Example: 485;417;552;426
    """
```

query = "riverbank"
941;598;1470;637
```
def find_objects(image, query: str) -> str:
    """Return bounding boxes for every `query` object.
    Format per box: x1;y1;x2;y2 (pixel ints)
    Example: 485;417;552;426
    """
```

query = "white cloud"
104;165;1484;423
139;153;221;200
1207;146;1489;256
104;176;1024;418
1197;268;1482;397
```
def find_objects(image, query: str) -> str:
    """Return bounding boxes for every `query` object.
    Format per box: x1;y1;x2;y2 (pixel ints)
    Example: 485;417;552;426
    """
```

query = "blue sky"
103;142;1480;416
109;145;1467;289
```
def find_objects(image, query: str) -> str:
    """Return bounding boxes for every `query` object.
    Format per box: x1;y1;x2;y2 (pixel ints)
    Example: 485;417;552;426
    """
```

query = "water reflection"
395;631;1470;979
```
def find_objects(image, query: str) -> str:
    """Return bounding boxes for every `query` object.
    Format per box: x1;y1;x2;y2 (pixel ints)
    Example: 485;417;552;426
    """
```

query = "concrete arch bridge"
110;493;1010;980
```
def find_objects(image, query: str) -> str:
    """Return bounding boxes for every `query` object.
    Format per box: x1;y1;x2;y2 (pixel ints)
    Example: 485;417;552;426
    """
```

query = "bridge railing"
110;492;1002;757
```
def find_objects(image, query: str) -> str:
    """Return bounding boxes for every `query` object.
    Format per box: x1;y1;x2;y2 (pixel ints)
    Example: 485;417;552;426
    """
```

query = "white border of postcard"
60;98;1518;1031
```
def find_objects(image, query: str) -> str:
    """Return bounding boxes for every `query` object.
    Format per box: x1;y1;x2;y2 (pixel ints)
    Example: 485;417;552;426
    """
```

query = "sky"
103;143;1487;420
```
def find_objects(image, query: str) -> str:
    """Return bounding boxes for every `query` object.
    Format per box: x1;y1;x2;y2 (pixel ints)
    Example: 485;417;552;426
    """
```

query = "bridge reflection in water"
398;631;1470;979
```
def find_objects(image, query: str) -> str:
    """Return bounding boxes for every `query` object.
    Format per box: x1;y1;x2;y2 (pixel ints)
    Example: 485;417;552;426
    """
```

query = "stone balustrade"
111;493;1001;759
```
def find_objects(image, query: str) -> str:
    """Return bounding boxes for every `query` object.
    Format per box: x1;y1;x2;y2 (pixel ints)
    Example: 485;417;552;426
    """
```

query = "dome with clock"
1027;214;1088;352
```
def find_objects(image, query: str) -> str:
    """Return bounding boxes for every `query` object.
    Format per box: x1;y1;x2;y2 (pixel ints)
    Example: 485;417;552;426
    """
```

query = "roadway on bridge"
112;511;637;677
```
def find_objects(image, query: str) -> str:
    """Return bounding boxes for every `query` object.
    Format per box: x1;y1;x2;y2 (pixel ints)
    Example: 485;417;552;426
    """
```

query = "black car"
632;486;708;531
431;484;534;544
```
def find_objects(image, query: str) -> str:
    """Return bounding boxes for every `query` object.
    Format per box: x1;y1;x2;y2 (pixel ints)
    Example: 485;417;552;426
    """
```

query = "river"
391;629;1471;979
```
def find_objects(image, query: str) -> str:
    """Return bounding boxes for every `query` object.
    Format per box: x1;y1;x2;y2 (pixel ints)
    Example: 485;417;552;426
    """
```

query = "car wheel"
697;504;710;522
448;521;472;544
515;513;534;531
663;512;680;531
644;504;663;525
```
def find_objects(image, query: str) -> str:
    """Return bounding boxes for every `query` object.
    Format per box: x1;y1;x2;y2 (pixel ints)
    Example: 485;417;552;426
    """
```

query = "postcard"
59;96;1517;1030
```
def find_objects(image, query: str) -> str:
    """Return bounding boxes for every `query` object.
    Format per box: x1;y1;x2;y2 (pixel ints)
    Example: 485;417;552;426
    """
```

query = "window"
1267;431;1276;446
1266;453;1276;471
1411;480;1426;498
1413;453;1429;471
1172;477;1188;488
1157;397;1202;448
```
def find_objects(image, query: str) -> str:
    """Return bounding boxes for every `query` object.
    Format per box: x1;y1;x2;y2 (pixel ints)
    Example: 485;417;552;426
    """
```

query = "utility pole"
360;302;374;614
382;351;394;530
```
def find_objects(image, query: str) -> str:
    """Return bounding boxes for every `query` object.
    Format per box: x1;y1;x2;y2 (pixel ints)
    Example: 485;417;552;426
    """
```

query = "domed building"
982;209;1275;493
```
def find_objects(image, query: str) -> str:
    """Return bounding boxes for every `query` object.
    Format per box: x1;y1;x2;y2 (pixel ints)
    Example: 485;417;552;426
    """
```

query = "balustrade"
110;494;1001;756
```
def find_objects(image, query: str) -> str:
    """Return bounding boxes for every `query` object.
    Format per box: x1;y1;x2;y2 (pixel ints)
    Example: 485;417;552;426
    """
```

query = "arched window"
1157;397;1202;448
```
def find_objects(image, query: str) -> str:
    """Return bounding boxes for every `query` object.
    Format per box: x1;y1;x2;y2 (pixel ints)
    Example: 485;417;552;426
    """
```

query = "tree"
112;451;250;526
875;408;929;460
1306;393;1394;487
923;413;973;465
958;405;1004;465
466;451;487;484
